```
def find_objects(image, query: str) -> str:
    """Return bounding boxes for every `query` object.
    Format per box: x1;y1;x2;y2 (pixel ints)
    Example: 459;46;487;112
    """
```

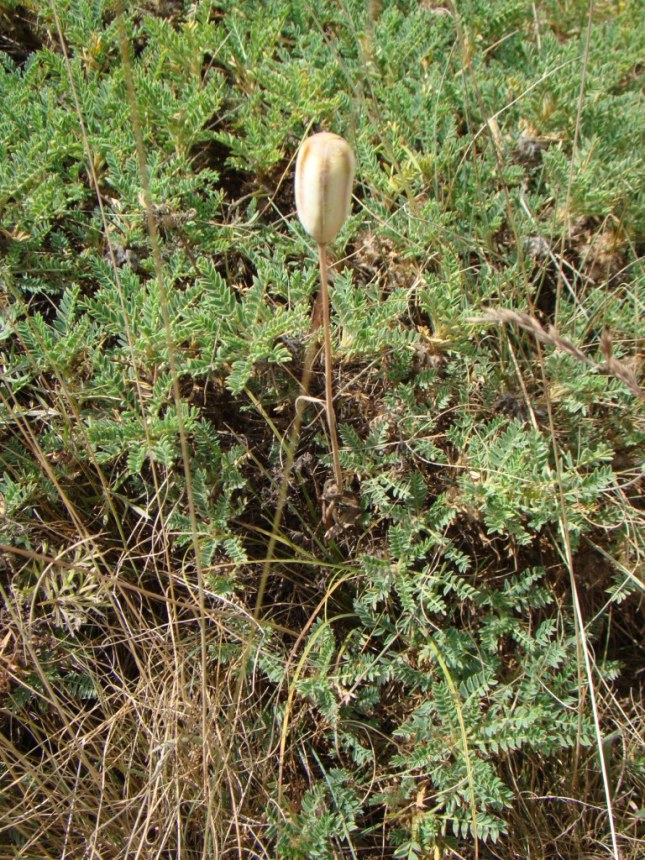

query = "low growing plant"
0;1;642;858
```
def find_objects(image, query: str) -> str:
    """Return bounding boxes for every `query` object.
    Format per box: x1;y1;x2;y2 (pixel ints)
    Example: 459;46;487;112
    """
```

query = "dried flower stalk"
295;132;355;493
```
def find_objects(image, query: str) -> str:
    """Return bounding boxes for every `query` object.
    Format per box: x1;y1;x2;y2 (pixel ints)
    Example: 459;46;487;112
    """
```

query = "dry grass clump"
0;544;283;857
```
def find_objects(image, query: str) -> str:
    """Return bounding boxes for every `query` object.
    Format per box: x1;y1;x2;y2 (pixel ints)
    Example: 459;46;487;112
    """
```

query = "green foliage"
269;768;362;859
0;1;643;858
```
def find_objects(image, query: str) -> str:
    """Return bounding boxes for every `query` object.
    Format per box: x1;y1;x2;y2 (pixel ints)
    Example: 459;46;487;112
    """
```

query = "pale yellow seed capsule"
294;132;355;245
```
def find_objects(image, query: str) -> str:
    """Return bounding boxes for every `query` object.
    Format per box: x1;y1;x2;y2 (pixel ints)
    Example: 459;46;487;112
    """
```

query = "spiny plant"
0;1;643;859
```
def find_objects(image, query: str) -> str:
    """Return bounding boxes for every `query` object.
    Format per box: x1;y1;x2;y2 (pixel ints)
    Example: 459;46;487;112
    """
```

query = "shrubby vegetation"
0;1;642;857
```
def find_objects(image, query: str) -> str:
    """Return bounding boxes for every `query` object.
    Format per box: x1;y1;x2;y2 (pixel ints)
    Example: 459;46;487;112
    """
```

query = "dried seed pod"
294;132;355;245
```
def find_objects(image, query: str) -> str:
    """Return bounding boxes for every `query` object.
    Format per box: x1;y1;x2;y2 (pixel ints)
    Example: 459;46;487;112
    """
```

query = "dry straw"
471;307;643;399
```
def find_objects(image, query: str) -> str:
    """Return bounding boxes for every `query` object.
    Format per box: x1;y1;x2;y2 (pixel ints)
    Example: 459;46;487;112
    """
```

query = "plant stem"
318;242;343;492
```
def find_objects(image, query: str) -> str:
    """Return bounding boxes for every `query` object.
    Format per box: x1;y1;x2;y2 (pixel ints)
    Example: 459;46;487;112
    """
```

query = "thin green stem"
113;10;212;849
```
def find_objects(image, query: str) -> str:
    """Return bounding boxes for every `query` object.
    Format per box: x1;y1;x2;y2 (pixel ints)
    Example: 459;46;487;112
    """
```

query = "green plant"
0;1;643;858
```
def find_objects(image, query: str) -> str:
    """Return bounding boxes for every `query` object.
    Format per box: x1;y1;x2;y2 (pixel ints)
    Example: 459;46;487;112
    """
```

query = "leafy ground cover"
0;1;643;857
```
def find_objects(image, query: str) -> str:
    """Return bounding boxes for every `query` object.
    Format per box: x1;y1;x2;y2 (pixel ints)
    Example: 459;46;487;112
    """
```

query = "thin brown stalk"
471;308;643;398
318;242;344;492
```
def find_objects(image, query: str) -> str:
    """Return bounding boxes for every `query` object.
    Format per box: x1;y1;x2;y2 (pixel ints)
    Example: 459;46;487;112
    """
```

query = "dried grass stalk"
471;308;643;399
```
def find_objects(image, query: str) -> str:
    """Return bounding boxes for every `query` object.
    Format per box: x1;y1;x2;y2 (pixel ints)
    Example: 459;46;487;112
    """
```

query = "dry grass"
0;1;643;858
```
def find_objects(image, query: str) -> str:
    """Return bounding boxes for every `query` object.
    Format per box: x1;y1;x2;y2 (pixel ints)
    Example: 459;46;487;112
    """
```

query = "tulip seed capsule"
294;132;355;508
295;132;355;245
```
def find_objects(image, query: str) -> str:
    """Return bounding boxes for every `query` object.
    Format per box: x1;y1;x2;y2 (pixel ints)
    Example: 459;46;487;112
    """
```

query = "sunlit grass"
0;1;643;858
